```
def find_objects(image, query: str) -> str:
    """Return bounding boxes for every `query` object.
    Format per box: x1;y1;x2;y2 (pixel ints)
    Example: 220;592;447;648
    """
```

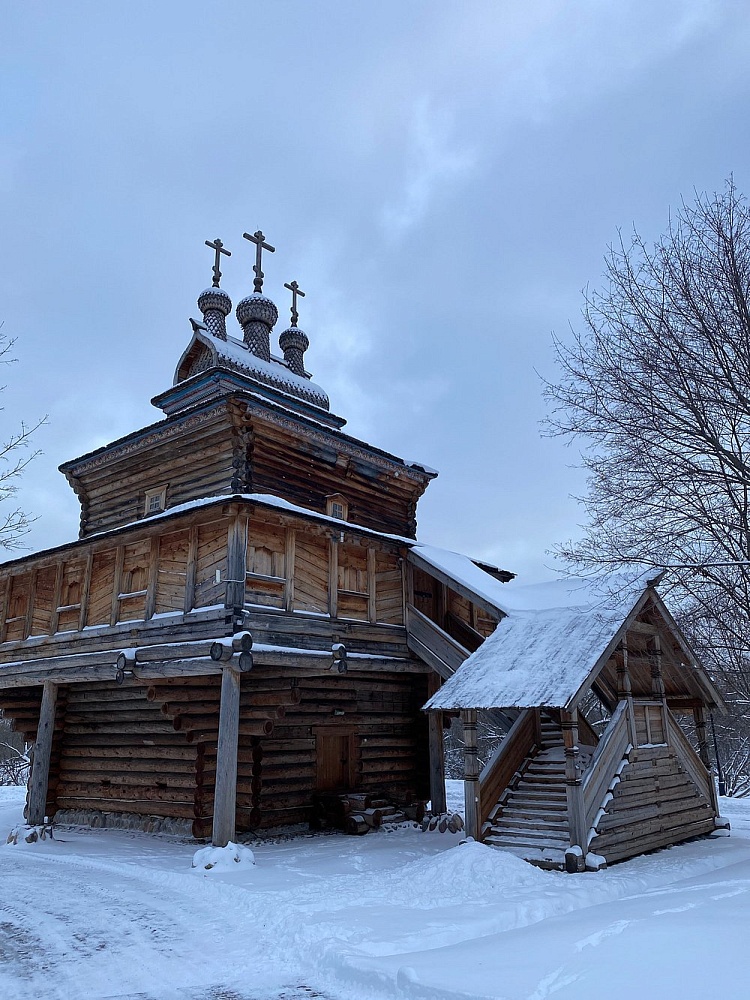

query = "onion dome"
197;287;232;341
279;325;309;377
236;293;279;362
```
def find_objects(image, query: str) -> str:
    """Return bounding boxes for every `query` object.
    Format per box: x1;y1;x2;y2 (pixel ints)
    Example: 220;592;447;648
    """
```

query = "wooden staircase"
483;715;571;868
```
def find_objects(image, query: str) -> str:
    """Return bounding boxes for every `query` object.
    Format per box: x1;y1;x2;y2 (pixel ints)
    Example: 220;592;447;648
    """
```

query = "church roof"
175;324;331;411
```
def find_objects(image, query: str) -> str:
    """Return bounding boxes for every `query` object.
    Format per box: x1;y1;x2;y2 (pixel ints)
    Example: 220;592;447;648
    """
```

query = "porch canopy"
424;576;725;713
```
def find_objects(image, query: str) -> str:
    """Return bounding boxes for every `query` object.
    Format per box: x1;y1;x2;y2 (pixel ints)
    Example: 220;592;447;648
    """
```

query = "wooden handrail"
581;700;631;833
666;710;718;811
478;708;538;829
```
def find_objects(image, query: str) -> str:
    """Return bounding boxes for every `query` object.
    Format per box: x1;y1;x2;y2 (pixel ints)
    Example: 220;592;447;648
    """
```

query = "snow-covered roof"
410;545;512;618
180;327;330;410
425;580;648;711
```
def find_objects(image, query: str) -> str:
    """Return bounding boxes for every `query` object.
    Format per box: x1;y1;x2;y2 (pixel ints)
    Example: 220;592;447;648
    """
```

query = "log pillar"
427;673;447;814
225;514;248;615
694;704;711;770
428;712;447;814
212;665;241;847
27;680;58;826
561;708;586;869
461;709;480;841
650;635;669;740
617;641;637;746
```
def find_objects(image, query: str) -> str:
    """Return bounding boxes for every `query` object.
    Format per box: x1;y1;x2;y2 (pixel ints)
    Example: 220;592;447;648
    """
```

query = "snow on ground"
1;781;750;1000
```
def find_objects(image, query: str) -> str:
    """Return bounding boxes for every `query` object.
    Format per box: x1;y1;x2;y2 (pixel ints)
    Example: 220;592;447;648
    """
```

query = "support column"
617;641;637;746
225;514;248;617
650;635;669;740
428;713;447;814
212;665;241;847
427;673;447;814
561;708;586;871
27;681;58;826
694;704;711;769
461;709;480;840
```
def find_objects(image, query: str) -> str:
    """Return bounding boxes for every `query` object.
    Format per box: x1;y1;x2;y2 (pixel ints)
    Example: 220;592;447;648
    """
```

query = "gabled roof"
425;577;725;712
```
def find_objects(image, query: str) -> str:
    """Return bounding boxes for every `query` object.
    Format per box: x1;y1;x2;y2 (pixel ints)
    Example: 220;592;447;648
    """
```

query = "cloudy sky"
1;1;748;583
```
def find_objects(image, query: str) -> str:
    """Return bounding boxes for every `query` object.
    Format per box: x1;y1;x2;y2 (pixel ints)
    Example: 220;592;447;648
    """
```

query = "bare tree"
0;328;45;549
543;179;750;708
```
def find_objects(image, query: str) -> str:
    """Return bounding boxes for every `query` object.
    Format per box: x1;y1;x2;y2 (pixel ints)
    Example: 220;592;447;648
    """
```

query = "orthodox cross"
284;280;305;326
205;237;231;288
243;229;275;293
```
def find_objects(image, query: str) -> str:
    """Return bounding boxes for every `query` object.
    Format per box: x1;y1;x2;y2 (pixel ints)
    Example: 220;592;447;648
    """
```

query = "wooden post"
328;537;338;619
27;680;58;826
110;545;125;626
426;674;446;813
561;708;586;867
212;664;241;847
184;526;199;613
650;635;669;740
367;546;377;624
225;515;248;614
24;569;37;638
49;562;64;635
694;704;711;769
461;709;480;840
78;550;93;630
617;641;637;745
284;528;296;612
145;536;160;620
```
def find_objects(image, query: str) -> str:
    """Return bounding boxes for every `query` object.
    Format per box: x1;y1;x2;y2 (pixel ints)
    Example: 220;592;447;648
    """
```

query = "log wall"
0;668;430;837
587;745;716;864
63;400;432;541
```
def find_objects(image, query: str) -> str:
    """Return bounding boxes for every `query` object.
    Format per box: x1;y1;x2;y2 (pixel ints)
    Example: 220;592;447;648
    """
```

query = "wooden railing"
478;708;539;830
666;710;719;813
581;700;631;835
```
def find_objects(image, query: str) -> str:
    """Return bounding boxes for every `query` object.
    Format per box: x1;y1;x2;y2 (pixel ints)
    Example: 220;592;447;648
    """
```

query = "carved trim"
254;409;430;484
66;409;219;473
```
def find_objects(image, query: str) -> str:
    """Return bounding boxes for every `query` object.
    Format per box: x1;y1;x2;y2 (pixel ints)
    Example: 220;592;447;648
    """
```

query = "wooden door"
316;730;354;791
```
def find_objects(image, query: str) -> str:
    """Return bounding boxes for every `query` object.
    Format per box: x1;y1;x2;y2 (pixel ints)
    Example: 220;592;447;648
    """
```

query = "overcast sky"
1;1;749;583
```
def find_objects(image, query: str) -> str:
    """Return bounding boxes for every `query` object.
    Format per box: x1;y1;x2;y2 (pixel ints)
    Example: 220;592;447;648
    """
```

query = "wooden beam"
49;562;64;635
427;673;446;813
461;709;480;841
367;546;376;624
328;537;338;619
225;515;248;613
212;665;241;847
144;535;160;620
27;680;58;825
184;526;199;614
284;528;296;612
109;545;125;626
78;550;93;631
561;708;586;867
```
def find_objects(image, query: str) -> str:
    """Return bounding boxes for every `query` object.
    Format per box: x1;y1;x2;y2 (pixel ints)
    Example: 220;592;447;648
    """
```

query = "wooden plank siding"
0;505;412;667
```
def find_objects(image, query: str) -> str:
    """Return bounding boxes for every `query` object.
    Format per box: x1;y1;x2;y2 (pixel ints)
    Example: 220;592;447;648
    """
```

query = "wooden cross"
284;280;305;326
205;237;231;288
243;230;276;293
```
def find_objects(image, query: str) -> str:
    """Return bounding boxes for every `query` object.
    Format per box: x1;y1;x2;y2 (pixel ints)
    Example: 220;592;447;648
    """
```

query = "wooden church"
0;232;727;869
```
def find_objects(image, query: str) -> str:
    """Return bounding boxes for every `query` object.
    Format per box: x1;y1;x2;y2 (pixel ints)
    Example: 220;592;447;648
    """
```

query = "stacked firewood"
311;792;427;835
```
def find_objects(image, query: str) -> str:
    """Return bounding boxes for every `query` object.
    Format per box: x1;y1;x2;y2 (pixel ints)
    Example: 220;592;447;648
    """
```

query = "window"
326;494;348;521
144;486;167;516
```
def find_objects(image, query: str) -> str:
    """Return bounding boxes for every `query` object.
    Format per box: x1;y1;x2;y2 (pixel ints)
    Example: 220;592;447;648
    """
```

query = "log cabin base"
53;809;194;837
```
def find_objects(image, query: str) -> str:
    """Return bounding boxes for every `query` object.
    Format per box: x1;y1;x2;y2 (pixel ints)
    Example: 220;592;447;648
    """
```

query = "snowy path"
2;785;750;1000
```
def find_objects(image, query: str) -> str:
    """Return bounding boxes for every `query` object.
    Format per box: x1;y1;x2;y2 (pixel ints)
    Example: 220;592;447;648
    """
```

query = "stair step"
509;800;567;811
486;832;570;849
522;774;566;785
496;816;569;832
